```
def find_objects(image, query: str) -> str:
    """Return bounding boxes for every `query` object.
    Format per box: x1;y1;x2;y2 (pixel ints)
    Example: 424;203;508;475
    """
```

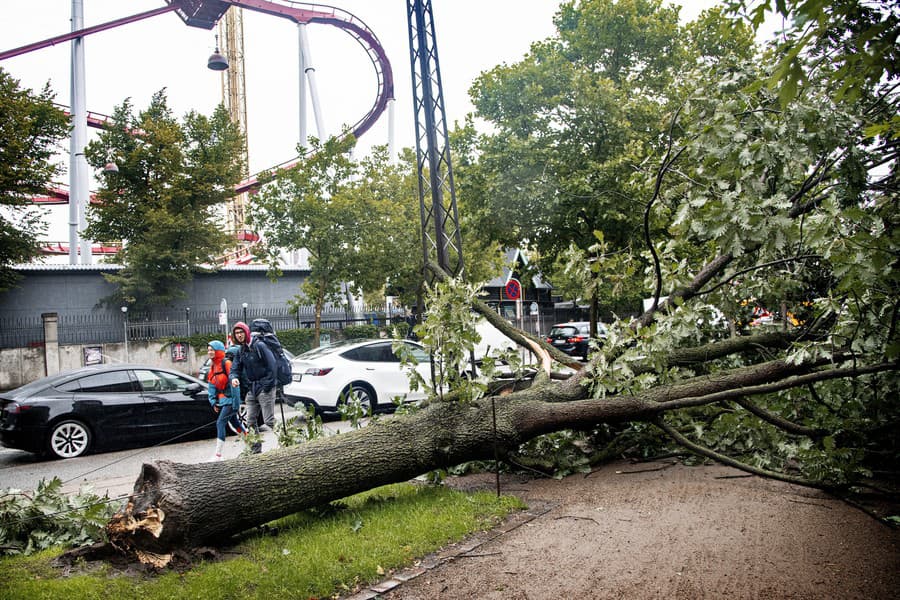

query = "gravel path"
350;460;900;600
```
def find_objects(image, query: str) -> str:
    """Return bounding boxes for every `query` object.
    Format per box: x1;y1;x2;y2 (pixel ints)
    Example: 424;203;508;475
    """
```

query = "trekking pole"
279;388;287;430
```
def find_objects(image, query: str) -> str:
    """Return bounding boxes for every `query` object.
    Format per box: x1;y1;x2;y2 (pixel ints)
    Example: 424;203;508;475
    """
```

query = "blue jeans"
215;404;242;441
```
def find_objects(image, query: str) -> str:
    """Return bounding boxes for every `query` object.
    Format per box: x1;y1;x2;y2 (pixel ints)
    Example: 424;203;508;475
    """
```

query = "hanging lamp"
207;34;228;71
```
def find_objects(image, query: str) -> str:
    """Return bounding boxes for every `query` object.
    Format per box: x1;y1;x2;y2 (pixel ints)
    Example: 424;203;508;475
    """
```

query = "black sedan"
0;364;217;459
545;321;607;361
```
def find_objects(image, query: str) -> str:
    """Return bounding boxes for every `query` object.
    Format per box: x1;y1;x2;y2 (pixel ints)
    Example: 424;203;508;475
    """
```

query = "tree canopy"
83;90;245;310
249;138;422;341
459;0;758;318
0;68;68;291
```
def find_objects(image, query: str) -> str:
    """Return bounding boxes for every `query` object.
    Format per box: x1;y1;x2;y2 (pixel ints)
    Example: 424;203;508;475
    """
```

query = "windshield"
294;339;370;360
549;326;578;337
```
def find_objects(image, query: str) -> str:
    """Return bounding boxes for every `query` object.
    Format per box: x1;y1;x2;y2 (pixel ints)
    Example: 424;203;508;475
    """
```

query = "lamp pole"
242;302;248;324
120;306;128;362
185;307;191;337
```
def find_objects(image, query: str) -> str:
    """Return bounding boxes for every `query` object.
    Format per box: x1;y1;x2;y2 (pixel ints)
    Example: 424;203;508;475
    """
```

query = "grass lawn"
1;482;525;600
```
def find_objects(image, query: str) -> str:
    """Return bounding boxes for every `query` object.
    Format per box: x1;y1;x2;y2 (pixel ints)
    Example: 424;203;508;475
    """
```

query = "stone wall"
0;340;202;391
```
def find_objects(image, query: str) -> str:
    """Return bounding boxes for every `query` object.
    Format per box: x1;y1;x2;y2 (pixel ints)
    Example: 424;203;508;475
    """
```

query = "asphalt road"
0;405;353;502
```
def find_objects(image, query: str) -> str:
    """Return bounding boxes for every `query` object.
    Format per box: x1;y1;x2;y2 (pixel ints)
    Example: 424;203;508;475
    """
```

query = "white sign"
219;298;228;326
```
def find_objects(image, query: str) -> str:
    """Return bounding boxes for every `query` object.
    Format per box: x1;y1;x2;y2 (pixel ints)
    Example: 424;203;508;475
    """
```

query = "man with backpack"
229;320;277;454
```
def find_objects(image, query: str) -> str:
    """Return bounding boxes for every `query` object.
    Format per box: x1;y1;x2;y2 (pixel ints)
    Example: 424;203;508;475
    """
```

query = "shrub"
343;324;379;339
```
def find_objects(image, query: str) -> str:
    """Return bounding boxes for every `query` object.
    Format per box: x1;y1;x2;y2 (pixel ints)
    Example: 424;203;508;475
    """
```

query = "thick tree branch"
636;330;801;374
637;253;735;328
653;360;897;412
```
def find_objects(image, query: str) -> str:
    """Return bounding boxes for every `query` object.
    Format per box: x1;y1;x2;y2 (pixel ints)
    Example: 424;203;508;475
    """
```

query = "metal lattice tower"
407;0;464;278
218;6;248;237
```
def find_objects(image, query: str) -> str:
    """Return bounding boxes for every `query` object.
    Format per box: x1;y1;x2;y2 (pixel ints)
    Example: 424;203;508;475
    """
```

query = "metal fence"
0;315;45;348
0;303;592;350
0;304;395;349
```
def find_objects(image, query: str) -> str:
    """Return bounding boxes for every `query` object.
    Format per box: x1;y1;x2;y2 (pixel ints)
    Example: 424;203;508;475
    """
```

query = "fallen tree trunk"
106;354;836;562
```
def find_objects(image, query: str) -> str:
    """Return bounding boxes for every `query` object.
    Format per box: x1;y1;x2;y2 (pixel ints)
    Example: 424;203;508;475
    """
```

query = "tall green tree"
250;137;422;344
349;146;423;310
83;91;245;310
460;0;756;320
0;69;68;291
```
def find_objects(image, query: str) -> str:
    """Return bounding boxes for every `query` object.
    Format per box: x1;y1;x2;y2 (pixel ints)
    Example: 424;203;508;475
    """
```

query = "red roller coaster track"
2;1;394;264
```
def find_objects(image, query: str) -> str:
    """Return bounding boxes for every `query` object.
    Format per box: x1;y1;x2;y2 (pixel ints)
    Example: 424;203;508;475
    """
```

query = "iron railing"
0;304;405;349
0;303;591;350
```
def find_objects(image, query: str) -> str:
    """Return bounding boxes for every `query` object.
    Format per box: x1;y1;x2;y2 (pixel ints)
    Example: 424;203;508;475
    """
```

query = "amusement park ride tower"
216;7;249;241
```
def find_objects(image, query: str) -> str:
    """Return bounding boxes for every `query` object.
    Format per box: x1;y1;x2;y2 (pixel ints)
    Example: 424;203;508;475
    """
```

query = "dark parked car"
545;321;607;361
0;364;217;459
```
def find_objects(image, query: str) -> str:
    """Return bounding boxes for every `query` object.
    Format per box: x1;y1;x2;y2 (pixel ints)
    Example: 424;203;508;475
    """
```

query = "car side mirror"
184;382;203;396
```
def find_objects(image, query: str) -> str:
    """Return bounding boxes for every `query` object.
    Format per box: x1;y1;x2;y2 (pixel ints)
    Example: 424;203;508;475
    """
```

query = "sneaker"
208;453;223;462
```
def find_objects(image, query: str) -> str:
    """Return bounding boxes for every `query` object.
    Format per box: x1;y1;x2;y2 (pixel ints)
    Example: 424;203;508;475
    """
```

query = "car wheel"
339;383;376;414
230;405;263;433
47;419;91;459
229;406;247;434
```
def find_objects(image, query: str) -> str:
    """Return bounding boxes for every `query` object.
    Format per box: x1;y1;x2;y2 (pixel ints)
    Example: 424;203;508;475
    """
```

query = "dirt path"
358;460;899;600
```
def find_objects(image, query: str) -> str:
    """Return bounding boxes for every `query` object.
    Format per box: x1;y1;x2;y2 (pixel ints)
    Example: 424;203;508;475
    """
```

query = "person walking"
229;321;276;454
206;340;244;461
226;343;249;403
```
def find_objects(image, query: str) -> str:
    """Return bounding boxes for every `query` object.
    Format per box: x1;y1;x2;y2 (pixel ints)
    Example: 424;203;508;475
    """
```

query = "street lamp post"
120;306;128;362
242;302;248;324
185;307;191;337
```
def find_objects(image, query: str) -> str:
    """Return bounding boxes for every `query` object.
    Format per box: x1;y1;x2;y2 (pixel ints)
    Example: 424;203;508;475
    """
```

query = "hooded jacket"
207;340;239;409
229;321;277;393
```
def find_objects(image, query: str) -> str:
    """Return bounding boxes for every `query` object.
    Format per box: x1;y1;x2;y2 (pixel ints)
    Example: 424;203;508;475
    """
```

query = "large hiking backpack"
251;319;293;386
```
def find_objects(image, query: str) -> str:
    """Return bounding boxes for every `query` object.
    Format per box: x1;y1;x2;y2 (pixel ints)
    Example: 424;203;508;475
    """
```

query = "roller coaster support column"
298;24;308;149
69;0;91;265
407;0;464;278
297;23;327;147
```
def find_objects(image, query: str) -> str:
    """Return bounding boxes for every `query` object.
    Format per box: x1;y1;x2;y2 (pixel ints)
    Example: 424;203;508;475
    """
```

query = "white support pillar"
387;97;396;161
298;23;308;150
69;0;88;264
298;24;326;141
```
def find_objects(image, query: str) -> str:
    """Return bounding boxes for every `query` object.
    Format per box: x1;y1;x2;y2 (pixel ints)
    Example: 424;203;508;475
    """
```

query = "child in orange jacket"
206;340;245;460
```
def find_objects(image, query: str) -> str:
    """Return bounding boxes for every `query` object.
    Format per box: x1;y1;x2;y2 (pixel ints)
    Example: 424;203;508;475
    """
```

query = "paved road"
0;405;354;502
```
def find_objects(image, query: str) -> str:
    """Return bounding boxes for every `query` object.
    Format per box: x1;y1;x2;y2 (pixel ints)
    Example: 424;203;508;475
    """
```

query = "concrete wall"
0;340;202;391
0;264;310;321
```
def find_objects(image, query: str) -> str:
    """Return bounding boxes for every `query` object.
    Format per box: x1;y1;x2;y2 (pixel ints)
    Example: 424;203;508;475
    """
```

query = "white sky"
0;0;735;243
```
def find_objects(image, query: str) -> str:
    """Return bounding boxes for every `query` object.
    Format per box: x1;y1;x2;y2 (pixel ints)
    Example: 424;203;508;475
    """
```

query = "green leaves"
250;139;422;343
0;69;68;290
0;478;116;556
405;277;489;402
84;90;246;309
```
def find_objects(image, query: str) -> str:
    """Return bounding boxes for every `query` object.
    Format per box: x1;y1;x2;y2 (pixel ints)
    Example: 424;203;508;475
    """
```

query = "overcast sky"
0;0;739;242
